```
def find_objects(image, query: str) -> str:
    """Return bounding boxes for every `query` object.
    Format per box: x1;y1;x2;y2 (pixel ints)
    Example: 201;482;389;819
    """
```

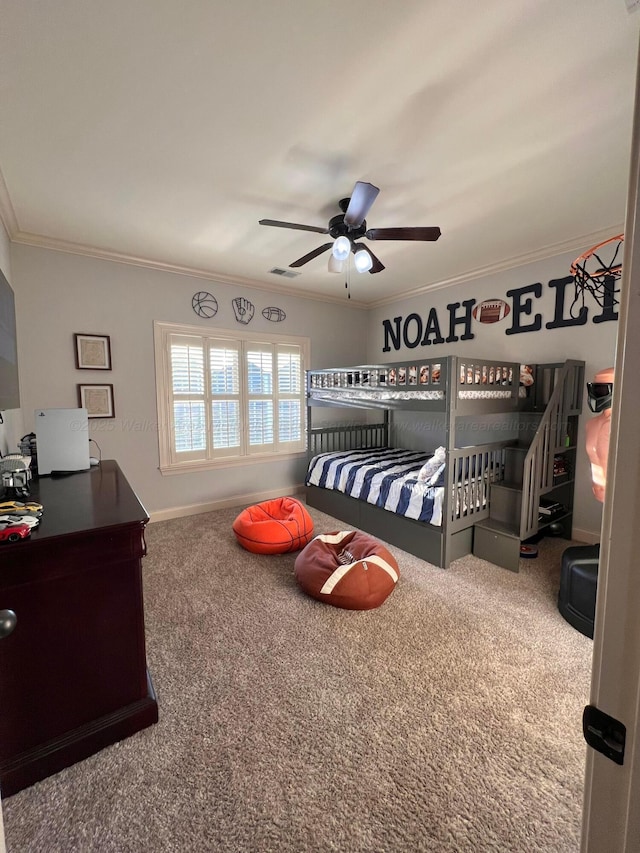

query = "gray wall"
11;244;368;516
367;247;619;540
0;222;23;455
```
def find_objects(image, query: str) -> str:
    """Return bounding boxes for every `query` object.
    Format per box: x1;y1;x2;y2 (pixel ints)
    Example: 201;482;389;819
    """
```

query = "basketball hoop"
569;233;623;316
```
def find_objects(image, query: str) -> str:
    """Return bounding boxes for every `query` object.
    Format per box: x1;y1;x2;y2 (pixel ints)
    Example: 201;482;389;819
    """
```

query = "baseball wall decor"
232;297;254;324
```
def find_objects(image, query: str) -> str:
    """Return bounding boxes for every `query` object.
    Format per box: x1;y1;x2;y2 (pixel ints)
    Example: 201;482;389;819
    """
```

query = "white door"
581;33;640;852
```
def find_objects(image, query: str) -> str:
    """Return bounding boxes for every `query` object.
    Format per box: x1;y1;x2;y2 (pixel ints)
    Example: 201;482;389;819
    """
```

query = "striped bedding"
305;447;445;526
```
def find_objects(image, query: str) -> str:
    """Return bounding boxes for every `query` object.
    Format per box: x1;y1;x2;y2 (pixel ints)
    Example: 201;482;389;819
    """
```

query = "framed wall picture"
78;384;115;419
74;333;112;370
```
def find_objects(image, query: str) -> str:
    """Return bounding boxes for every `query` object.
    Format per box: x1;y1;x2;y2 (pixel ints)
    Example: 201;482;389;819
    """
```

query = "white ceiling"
0;1;639;306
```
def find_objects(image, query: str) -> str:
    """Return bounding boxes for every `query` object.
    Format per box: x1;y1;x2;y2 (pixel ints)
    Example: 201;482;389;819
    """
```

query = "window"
154;321;309;472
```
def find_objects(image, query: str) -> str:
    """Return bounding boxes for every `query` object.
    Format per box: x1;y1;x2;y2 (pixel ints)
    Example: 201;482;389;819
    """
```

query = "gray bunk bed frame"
305;356;582;569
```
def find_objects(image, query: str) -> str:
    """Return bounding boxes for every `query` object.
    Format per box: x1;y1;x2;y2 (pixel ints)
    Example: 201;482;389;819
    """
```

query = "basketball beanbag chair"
294;530;399;610
232;497;314;555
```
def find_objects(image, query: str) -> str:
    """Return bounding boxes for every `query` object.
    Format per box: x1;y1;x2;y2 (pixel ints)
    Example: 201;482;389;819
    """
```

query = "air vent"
269;267;300;278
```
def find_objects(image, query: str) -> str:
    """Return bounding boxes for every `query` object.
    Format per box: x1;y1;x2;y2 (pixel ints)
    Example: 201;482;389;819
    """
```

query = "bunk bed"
305;356;584;569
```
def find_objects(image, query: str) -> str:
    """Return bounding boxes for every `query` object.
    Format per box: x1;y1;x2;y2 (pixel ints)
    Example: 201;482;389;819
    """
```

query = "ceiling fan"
259;181;441;275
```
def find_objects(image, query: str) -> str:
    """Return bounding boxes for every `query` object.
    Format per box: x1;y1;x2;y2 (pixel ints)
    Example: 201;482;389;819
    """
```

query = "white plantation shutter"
209;341;242;456
156;322;307;470
245;342;305;454
246;344;274;452
277;345;302;444
170;335;207;461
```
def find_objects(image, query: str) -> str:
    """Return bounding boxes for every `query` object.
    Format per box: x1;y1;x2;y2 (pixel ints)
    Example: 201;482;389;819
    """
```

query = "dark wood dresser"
0;460;158;797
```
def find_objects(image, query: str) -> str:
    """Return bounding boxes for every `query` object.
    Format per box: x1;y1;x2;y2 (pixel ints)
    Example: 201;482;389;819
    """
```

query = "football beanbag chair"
294;530;399;610
232;497;314;555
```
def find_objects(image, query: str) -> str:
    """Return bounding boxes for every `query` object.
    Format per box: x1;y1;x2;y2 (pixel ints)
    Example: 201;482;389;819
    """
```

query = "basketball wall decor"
262;306;286;322
472;299;511;324
192;291;218;319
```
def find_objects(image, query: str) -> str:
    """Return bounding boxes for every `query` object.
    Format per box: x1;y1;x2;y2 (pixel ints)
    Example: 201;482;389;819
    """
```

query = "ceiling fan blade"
259;219;329;235
344;181;380;227
353;242;385;274
365;247;385;274
365;226;442;241
289;242;333;268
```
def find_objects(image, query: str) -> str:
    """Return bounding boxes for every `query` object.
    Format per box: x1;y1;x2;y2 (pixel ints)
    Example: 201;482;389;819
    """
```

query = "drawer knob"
0;609;17;638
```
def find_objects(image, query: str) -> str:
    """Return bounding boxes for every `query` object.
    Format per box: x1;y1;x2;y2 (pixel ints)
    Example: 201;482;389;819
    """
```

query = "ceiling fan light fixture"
260;180;441;275
354;248;373;273
332;235;351;261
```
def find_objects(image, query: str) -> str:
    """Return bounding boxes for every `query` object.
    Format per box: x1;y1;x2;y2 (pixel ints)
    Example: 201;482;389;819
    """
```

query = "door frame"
581;31;640;852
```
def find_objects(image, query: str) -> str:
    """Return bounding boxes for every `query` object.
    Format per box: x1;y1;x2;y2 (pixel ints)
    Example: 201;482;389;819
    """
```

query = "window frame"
154;320;310;474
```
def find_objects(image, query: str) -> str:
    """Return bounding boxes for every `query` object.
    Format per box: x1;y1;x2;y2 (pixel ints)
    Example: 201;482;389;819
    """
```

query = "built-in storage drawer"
473;520;521;573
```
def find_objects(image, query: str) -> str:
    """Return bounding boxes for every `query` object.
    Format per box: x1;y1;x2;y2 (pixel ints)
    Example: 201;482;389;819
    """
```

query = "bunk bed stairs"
472;360;585;572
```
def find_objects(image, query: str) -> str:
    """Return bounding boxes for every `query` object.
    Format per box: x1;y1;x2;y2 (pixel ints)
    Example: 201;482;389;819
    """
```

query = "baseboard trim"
149;499;603;544
148;484;305;524
0;671;158;798
572;526;601;545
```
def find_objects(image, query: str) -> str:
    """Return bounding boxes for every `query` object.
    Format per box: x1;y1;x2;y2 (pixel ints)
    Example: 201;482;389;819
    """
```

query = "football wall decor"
472;299;511;324
262;306;286;322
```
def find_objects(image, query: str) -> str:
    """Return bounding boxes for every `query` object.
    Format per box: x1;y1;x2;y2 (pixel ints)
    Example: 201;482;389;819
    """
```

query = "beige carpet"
3;503;593;852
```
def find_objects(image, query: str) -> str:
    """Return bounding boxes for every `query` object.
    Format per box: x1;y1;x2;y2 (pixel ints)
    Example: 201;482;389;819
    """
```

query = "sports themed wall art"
232;297;254;325
190;291;286;325
262;306;286;322
383;275;619;353
472;299;511;324
192;291;219;318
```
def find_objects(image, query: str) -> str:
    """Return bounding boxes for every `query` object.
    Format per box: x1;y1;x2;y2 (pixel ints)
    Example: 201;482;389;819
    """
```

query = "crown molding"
367;224;626;309
7;221;625;312
10;230;368;308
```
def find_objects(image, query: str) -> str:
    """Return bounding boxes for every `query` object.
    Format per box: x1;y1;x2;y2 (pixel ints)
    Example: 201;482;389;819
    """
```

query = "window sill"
159;450;308;476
